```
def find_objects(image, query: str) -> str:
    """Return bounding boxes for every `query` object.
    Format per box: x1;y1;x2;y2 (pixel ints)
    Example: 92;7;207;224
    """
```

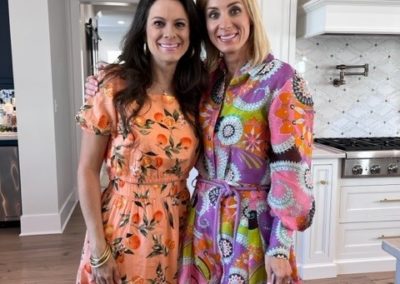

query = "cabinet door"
0;0;14;88
258;0;297;65
296;159;339;280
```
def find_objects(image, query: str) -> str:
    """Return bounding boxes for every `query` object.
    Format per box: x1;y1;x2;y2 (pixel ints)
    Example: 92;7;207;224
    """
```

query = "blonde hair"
197;0;270;71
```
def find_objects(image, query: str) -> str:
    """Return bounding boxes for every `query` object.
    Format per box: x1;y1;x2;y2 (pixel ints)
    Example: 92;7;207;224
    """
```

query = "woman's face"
146;0;190;67
204;0;251;58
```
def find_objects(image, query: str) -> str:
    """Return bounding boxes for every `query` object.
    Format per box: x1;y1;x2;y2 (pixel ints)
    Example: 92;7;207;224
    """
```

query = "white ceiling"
94;4;136;30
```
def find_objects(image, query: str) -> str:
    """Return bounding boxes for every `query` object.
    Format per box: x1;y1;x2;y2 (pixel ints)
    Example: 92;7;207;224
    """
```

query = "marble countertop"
313;143;346;159
0;132;18;140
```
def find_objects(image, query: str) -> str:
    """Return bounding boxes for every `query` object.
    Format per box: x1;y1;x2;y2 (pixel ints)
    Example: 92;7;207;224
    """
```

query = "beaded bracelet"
90;245;112;268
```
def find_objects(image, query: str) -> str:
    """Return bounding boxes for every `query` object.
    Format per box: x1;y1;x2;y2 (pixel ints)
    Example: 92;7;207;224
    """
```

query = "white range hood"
297;0;400;38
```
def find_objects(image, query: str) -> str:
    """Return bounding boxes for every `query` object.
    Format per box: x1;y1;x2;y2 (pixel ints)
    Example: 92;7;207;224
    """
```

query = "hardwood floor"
0;206;396;283
0;206;85;283
304;272;395;284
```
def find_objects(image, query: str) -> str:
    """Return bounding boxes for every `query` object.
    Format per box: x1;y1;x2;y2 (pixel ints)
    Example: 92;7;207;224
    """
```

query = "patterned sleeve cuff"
266;217;294;259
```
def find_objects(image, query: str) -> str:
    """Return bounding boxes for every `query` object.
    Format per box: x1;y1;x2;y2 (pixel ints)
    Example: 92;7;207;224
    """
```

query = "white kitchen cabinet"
297;0;400;38
296;158;340;280
336;177;400;274
258;0;298;65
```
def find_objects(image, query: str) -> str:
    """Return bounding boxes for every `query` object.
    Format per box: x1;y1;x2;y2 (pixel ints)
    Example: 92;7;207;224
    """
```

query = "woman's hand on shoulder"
85;75;100;97
265;255;292;284
84;64;106;98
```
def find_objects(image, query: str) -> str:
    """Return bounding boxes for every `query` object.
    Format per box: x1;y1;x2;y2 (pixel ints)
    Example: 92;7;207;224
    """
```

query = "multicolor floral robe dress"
75;77;198;284
179;54;315;284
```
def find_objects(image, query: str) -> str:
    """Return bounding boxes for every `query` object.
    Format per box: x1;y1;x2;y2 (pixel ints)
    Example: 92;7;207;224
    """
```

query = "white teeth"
219;34;236;41
160;43;179;48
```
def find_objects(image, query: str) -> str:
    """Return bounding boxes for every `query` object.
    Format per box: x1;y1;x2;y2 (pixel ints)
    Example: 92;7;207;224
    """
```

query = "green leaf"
163;201;174;229
119;215;129;227
124;248;134;255
139;226;148;237
173;110;180;121
112;237;123;245
164;109;172;117
158;123;169;130
169;136;174;147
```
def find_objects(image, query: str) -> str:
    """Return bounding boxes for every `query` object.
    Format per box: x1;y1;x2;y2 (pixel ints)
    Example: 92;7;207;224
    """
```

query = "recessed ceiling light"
101;2;131;6
117;20;125;25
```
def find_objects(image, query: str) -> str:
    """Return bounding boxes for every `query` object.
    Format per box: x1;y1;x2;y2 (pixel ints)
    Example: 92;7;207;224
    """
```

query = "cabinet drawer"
339;185;400;222
337;221;400;259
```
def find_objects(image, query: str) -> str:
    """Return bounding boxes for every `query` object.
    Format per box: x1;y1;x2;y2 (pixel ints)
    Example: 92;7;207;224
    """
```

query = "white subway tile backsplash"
296;35;400;138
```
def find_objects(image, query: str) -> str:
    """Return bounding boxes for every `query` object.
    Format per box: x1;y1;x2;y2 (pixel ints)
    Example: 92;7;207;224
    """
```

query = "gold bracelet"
90;244;110;263
90;245;112;267
90;249;112;268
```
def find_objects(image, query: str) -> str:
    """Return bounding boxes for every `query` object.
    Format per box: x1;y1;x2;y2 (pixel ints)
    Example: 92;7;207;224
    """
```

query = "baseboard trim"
298;263;338;280
20;190;78;236
60;190;78;232
336;257;396;274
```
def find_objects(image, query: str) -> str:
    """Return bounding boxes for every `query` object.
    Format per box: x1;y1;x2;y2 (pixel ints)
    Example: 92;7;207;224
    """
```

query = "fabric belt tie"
197;178;268;254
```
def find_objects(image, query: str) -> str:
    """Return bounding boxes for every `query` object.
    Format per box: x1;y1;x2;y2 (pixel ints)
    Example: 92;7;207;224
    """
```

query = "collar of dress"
215;53;275;87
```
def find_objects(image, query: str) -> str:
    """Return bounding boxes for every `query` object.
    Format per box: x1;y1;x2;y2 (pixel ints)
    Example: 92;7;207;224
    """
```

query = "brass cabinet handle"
319;180;328;185
379;198;400;203
377;235;400;240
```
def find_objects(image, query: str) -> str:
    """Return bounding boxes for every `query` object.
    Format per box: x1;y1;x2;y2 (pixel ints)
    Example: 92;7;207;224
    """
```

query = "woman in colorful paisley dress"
85;0;315;283
178;0;315;283
75;0;206;283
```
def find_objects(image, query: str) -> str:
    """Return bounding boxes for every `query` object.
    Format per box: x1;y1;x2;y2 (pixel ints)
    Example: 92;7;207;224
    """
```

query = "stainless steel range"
314;137;400;178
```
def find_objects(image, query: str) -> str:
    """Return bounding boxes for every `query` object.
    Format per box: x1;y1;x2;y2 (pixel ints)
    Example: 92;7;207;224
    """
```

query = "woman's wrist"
90;239;108;258
90;244;112;268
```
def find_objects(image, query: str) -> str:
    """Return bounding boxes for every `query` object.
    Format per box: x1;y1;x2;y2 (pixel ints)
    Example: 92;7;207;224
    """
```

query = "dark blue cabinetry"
0;0;14;89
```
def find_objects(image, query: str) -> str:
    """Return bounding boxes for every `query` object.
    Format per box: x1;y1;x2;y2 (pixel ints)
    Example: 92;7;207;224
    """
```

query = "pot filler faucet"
333;64;369;87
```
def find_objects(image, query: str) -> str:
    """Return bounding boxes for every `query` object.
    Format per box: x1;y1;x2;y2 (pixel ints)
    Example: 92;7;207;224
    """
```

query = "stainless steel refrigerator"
0;139;21;221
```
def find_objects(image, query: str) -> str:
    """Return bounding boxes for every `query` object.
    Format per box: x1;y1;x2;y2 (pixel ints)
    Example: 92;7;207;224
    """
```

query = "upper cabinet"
0;0;14;89
297;0;400;38
258;0;298;65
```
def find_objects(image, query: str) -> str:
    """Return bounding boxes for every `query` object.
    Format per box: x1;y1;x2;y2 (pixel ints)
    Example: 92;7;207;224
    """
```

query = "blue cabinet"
0;0;14;89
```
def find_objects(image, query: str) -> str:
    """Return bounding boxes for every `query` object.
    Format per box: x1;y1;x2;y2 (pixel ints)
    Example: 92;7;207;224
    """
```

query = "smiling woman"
74;0;207;283
145;1;190;66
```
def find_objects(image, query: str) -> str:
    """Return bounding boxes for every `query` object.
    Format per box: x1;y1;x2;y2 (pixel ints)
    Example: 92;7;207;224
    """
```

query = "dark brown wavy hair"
103;0;207;139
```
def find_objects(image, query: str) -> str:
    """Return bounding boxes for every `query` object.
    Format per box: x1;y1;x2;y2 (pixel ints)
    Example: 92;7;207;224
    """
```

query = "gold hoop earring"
143;42;148;55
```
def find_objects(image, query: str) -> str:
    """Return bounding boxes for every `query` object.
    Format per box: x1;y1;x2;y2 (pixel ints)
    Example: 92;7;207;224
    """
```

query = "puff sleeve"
266;72;315;258
75;79;120;136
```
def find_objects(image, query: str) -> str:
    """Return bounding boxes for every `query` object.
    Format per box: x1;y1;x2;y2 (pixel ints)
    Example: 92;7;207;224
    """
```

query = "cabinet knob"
319;180;328;185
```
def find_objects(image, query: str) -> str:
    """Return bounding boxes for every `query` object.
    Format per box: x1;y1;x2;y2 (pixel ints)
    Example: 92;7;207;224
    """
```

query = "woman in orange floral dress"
75;0;206;283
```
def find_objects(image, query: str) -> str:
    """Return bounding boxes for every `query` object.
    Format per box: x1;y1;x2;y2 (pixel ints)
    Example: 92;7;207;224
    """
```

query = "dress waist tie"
197;178;269;253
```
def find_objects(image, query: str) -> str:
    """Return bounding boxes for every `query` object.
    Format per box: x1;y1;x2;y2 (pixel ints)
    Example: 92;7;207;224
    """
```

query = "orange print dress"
75;77;198;284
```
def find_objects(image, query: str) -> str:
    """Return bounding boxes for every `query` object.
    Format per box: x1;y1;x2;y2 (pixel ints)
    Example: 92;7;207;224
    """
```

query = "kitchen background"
1;0;399;282
296;35;400;138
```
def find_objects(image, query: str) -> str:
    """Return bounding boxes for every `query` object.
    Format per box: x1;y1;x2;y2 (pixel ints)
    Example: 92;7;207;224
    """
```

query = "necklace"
148;83;174;96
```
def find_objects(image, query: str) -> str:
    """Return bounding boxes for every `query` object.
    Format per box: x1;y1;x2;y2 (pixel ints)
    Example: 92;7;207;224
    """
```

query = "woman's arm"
77;131;120;283
77;131;109;257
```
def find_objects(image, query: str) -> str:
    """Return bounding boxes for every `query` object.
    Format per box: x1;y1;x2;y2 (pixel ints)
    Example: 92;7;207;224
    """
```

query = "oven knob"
352;165;363;175
370;165;381;175
388;164;398;174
